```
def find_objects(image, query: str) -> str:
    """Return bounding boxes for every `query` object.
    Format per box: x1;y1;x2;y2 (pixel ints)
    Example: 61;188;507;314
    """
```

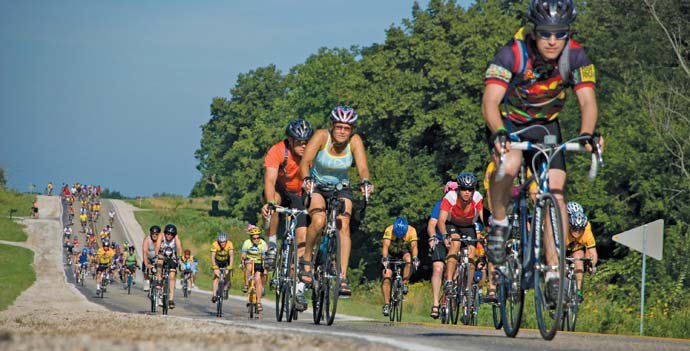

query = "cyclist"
438;172;484;296
142;225;161;292
76;248;89;282
179;249;196;292
99;229;109;241
154;224;182;308
79;213;87;231
123;240;129;252
427;181;457;318
482;0;603;305
210;233;233;303
32;200;38;218
300;105;374;296
108;210;115;226
68;205;75;223
96;240;115;294
123;246;138;289
381;217;419;316
47;182;53;195
263;119;314;271
240;224;267;312
565;204;597;302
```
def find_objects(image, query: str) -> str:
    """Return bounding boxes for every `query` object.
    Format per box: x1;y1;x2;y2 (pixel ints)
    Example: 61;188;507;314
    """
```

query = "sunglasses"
459;187;475;192
251;236;261;240
537;31;569;40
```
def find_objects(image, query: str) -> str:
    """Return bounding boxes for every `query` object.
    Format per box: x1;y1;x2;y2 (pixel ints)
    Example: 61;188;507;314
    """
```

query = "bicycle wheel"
389;280;398;322
150;285;157;313
565;279;579;331
275;248;285;322
216;276;224;317
286;240;298;322
396;283;403;322
127;274;132;295
248;287;256;319
500;241;525;337
533;193;565;340
312;265;324;325
458;267;470;325
440;295;449;324
471;285;480;326
492;303;502;329
324;228;341;326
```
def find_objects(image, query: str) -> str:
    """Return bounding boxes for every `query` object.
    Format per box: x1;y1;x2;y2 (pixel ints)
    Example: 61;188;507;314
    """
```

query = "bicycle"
454;235;482;325
160;250;176;315
387;259;410;323
97;268;110;298
77;263;88;286
125;266;136;295
244;258;260;319
148;265;159;313
267;205;307;323
215;265;231;317
561;257;592;331
495;128;602;340
181;268;192;298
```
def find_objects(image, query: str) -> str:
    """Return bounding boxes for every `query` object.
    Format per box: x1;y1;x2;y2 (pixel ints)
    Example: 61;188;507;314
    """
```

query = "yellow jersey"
97;247;115;265
566;222;596;251
80;214;87;222
383;224;418;256
211;240;234;262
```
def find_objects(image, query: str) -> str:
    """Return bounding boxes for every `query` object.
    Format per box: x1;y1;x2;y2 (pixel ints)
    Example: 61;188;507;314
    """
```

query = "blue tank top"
310;133;353;185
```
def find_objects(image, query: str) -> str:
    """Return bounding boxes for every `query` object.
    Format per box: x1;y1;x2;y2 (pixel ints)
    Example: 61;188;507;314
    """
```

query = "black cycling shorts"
163;256;178;270
251;263;265;274
314;185;354;202
216;260;229;269
446;223;477;243
97;264;109;273
431;242;448;262
486;118;566;171
277;186;307;228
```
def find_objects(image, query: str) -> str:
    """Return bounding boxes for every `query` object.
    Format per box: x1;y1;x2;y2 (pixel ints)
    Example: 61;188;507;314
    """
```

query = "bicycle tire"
287;236;298;323
492;303;502;329
533;192;565;340
312;267;323;325
565;279;579;331
275;246;285;322
440;294;449;324
471;285;480;326
276;281;284;321
217;273;224;317
150;285;157;313
458;266;471;325
396;281;403;322
500;196;526;337
324;227;341;326
390;280;398;322
162;277;169;315
127;274;132;295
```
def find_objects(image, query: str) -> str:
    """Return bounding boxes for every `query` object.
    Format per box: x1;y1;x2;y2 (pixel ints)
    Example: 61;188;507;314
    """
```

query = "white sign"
613;219;663;260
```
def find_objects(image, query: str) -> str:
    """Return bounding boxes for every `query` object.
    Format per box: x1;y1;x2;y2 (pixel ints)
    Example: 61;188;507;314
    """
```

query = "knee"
310;214;325;229
433;264;444;275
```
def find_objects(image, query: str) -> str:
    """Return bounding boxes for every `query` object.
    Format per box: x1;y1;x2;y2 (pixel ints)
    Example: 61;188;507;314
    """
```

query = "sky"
1;0;471;197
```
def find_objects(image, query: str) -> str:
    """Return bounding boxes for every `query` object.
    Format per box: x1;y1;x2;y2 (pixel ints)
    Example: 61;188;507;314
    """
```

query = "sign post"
613;219;663;336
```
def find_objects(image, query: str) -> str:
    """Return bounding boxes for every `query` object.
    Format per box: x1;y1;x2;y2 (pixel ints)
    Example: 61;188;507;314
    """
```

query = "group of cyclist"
257;0;602;322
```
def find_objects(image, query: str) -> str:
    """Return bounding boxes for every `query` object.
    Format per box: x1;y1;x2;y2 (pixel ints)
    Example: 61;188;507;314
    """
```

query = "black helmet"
163;224;177;236
285;119;314;141
149;225;161;234
527;0;577;29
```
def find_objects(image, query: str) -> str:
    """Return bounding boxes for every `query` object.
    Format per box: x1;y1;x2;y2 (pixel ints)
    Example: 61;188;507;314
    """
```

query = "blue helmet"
82;248;88;254
457;172;477;189
393;217;408;239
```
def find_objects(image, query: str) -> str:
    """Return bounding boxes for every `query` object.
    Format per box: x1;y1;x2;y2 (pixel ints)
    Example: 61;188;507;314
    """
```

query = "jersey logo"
578;64;596;83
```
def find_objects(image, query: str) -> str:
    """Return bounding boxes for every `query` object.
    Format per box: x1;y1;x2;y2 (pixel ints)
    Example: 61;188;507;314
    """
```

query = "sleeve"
568;41;596;91
210;241;218;252
584;223;597;248
260;240;268;255
484;161;494;191
264;142;283;169
241;240;250;253
228;241;234;250
440;192;456;212
430;200;442;220
406;226;418;242
473;191;484;213
485;44;516;88
383;225;393;240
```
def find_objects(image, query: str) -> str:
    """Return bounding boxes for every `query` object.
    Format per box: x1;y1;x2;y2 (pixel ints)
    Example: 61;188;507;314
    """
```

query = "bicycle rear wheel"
150;285;157;313
216;276;224;317
324;229;341;326
396;284;403;322
440;295;449;324
500;240;525;337
471;285;480;326
492;303;502;329
162;280;169;315
127;274;132;295
533;193;565;340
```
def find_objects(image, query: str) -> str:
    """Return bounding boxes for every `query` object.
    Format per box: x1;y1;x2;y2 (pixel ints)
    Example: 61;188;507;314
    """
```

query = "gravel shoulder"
0;196;398;351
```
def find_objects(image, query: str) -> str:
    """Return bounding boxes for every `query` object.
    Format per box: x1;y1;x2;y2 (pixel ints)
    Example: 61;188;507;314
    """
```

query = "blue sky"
1;0;471;197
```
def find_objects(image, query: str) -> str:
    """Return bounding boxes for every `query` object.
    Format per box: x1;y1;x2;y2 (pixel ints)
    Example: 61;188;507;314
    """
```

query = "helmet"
184;249;191;255
246;224;261;236
444;181;458;193
392;217;408;239
569;212;588;230
124;240;129;246
150;225;161;234
102;240;110;247
164;224;177;236
82;248;88;254
286;119;314;141
566;201;584;217
457;172;477;189
527;0;577;29
128;246;135;252
217;231;228;243
330;106;358;125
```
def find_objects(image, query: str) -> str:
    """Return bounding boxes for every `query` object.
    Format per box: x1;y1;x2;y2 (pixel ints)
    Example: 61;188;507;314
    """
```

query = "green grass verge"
0;244;36;311
0;188;34;242
0;218;27;242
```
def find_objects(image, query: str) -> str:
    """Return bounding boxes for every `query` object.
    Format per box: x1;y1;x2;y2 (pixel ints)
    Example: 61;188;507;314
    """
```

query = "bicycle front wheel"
533;192;565;340
324;228;341;326
565;279;579;331
390;280;399;322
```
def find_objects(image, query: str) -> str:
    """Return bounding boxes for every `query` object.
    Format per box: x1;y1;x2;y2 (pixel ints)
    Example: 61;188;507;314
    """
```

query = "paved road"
59;198;690;351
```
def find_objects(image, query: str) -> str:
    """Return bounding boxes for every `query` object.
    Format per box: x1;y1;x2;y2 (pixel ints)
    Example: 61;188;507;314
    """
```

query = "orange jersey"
264;140;302;193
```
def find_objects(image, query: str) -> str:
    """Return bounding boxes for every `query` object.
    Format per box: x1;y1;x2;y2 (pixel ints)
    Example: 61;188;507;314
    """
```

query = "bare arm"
142;239;150;267
264;167;279;203
575;87;598;136
411;240;418;258
438;210;449;235
300;130;327;180
350;134;371;181
175;237;183;257
586;247;598;268
482;84;508;133
229;251;234;269
382;239;390;258
211;251;217;268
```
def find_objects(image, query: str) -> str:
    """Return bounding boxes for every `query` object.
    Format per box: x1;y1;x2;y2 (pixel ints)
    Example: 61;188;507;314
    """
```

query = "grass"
0;244;36;311
0;188;34;242
127;196;690;339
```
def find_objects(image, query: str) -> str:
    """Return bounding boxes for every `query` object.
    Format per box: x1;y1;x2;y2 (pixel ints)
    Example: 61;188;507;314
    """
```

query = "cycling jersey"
125;252;137;265
180;255;196;271
80;214;87;222
211;241;234;262
310;133;353;186
242;239;267;264
383;224;418;257
264;140;303;193
97;247;115;265
440;191;484;227
429;199;443;240
566;222;596;252
485;26;596;124
78;253;89;265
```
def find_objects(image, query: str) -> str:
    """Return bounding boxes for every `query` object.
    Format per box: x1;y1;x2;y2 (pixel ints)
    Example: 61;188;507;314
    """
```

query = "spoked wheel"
440;295;449;324
395;284;403;322
150;286;157;313
500;238;525;337
127;275;132;295
492;302;502;329
564;280;579;331
389;281;399;322
216;280;224;317
162;281;169;315
312;265;324;325
284;283;294;322
323;229;341;326
470;285;480;326
458;268;470;325
533;193;565;340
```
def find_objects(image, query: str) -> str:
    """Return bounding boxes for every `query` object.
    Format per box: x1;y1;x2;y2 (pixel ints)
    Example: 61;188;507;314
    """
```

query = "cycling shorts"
485;118;566;171
248;263;264;274
431;241;448;262
125;264;137;272
97;264;109;273
276;186;307;228
446;223;477;243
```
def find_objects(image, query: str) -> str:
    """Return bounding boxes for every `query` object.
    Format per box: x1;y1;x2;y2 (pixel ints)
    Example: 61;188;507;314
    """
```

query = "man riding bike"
300;106;374;297
108;210;115;226
210;233;233;303
179;249;197;292
76;248;89;282
142;225;161;292
381;217;419;316
241;225;267;312
565;202;598;302
123;246;138;289
438;173;484;296
154;224;183;308
262;119;313;310
482;0;603;305
428;181;457;318
96;240;115;294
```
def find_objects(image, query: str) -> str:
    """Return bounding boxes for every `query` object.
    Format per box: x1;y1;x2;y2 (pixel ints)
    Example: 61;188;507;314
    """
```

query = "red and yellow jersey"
566;222;596;251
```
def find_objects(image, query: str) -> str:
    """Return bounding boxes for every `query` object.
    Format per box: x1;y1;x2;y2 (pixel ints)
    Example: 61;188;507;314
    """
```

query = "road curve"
60;198;690;351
